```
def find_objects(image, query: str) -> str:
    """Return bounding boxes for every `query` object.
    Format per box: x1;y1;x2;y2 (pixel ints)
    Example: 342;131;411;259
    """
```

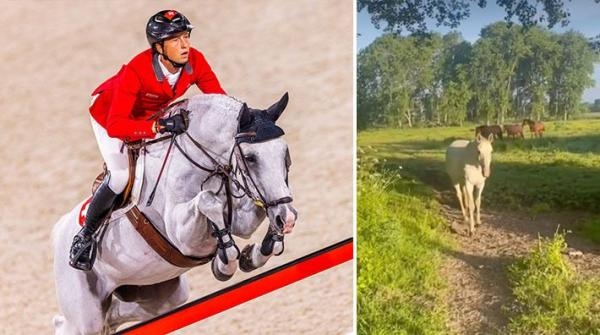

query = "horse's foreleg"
239;227;284;272
465;182;476;236
475;182;485;226
193;191;240;281
459;184;469;220
453;183;467;221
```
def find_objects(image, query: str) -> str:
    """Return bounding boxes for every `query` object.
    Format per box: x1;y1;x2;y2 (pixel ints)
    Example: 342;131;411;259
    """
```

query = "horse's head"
475;133;493;178
235;93;297;234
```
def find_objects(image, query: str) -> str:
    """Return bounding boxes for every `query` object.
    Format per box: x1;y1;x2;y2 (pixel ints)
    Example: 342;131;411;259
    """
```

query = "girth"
125;206;214;268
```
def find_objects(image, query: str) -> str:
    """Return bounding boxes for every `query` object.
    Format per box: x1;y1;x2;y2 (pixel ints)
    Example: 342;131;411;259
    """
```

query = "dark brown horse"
475;125;503;140
522;119;545;138
503;124;524;139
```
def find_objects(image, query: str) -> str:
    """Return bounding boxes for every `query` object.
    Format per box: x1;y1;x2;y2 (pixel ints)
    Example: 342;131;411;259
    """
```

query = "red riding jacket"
89;48;226;141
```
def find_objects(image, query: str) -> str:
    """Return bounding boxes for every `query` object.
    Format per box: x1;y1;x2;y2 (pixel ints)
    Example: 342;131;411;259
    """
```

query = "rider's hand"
157;114;188;135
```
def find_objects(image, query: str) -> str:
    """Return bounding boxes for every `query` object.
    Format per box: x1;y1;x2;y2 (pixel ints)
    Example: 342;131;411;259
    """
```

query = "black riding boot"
69;178;119;271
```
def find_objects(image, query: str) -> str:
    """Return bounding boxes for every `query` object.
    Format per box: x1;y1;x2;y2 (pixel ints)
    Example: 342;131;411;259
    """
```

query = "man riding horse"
69;9;227;271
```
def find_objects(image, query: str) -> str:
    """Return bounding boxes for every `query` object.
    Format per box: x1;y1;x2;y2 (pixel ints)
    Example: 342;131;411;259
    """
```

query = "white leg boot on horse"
69;175;119;271
239;203;297;272
239;228;283;272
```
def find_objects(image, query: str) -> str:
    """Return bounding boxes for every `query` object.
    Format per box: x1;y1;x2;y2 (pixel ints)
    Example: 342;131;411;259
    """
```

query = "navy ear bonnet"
236;93;288;144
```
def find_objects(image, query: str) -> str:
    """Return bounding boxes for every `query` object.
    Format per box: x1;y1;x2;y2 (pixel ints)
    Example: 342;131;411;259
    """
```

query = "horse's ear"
488;133;494;143
239;103;253;129
476;133;483;142
266;92;289;122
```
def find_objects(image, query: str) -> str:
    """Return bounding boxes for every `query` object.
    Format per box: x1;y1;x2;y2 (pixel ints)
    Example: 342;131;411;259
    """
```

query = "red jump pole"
117;237;353;335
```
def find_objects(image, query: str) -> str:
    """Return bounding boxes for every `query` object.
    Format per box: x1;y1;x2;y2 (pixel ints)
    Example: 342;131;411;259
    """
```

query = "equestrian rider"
69;10;226;271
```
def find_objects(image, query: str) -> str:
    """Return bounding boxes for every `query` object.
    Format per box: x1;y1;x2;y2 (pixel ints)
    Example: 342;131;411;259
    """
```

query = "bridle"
140;108;292;233
176;130;293;210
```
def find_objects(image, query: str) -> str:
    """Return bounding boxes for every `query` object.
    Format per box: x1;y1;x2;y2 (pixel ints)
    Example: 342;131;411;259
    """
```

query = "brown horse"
475;124;503;140
522;119;545;138
503;124;524;139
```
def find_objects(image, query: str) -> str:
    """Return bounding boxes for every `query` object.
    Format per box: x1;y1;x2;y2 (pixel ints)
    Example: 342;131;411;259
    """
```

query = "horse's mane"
170;94;244;144
185;94;243;120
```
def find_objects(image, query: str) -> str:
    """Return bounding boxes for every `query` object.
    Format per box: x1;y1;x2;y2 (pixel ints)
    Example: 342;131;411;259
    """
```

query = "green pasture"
358;119;600;214
358;119;600;334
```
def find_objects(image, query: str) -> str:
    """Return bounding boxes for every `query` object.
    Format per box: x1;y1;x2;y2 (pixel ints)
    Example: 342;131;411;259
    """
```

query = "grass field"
358;119;600;334
359;120;600;214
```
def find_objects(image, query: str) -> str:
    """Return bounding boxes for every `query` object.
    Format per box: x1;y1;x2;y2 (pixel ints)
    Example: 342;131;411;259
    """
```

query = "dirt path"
439;200;600;335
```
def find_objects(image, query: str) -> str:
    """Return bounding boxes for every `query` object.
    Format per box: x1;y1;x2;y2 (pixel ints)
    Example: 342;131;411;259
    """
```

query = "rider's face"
160;31;191;64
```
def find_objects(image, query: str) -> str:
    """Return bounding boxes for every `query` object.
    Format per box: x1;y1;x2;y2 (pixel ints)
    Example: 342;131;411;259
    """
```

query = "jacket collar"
152;52;193;82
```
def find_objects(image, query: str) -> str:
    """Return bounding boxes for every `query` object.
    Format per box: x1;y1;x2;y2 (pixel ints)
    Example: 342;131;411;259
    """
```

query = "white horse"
52;93;297;335
445;133;493;236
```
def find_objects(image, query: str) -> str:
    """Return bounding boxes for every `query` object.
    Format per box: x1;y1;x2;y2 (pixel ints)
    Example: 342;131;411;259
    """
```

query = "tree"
357;34;444;128
548;31;597;120
593;99;600;113
358;0;600;35
516;26;559;120
469;22;528;123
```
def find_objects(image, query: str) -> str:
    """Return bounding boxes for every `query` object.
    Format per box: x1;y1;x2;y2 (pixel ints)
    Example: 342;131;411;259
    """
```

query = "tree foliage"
358;0;600;35
357;23;598;129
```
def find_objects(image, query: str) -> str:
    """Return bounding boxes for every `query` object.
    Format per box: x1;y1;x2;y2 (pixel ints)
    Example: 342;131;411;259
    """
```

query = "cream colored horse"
445;134;494;236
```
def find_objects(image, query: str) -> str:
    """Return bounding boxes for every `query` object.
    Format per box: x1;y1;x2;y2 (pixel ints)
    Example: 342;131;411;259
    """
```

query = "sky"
357;1;600;102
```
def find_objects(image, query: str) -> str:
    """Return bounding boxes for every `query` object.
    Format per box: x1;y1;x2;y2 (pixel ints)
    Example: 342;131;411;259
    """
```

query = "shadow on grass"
370;133;600;156
374;151;600;254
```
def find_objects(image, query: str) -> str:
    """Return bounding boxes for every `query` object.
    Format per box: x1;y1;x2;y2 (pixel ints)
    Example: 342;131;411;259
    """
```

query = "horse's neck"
138;95;241;231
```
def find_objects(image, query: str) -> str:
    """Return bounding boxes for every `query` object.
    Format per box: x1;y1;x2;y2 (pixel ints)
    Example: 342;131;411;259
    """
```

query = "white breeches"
90;116;129;194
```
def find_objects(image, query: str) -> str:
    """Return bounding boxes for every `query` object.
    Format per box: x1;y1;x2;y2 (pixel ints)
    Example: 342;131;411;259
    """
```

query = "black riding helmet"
146;10;194;67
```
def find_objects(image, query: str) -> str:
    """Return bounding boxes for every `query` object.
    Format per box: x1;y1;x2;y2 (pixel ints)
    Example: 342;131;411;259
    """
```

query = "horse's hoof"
211;257;234;282
239;244;257;273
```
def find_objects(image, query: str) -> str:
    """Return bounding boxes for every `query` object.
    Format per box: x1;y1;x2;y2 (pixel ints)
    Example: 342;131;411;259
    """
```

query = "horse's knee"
196;191;223;216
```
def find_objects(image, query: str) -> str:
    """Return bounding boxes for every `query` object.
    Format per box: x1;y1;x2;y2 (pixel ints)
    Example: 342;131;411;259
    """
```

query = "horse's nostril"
276;215;284;229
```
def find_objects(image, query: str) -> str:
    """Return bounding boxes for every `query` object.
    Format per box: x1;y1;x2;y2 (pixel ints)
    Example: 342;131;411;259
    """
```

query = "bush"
507;234;600;334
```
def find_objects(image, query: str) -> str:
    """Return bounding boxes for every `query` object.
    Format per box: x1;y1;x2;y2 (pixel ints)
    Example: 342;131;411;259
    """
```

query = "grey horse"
445;133;493;236
52;93;297;334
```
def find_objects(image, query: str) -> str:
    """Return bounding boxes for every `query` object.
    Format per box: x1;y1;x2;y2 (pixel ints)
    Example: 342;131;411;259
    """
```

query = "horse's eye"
244;154;257;163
